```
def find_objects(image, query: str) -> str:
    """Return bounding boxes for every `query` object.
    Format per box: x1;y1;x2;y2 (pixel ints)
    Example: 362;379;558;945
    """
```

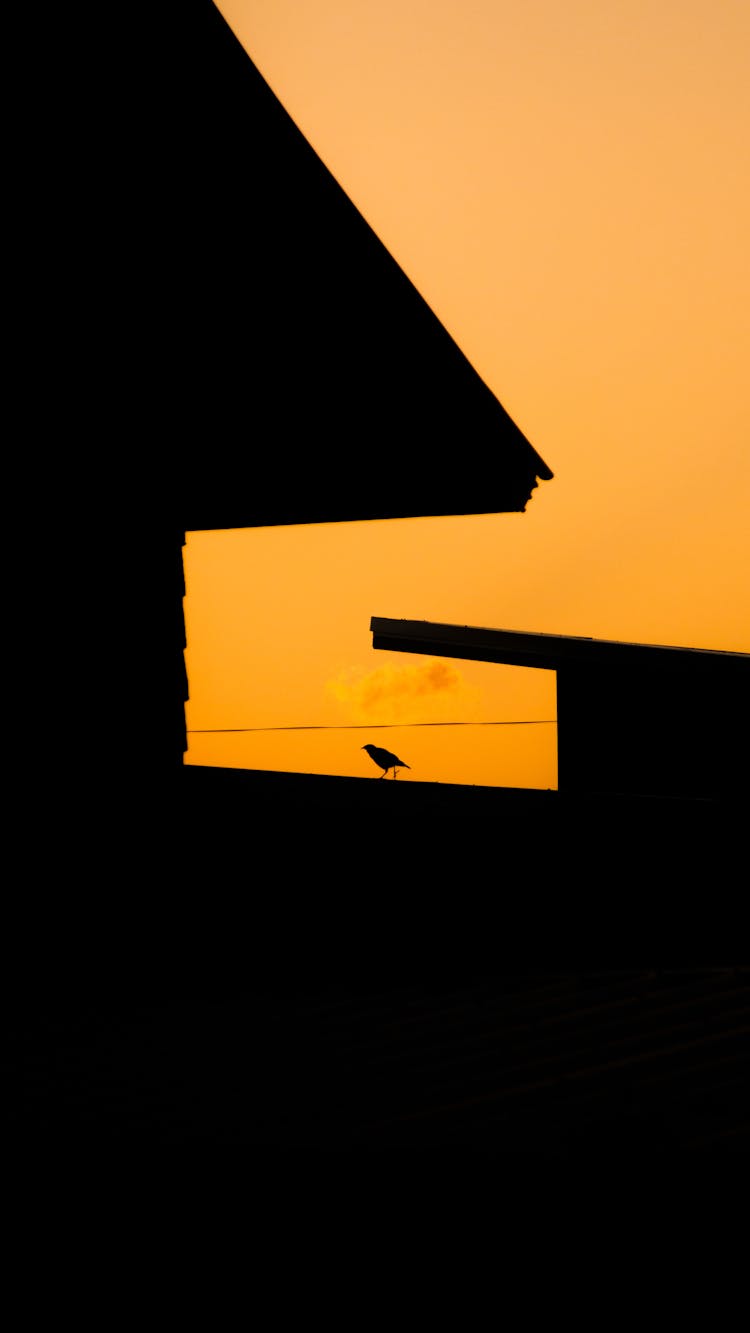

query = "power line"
187;720;557;733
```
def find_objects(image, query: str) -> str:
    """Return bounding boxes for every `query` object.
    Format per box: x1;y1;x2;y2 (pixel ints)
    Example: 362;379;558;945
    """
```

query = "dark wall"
557;662;749;800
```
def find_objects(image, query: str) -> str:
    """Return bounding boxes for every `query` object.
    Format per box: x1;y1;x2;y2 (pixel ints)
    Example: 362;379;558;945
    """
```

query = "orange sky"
183;0;750;790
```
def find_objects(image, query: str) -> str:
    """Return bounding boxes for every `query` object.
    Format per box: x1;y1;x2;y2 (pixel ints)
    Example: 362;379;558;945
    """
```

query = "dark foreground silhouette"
362;744;411;778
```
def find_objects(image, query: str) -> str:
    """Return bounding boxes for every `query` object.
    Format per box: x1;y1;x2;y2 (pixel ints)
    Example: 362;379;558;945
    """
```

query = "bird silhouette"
361;743;411;779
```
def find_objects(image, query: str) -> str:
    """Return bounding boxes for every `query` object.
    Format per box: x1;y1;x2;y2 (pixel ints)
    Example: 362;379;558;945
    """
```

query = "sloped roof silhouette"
369;618;750;673
149;2;553;530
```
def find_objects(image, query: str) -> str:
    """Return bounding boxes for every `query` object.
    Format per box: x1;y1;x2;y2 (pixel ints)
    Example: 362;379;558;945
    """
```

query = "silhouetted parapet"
135;1;552;529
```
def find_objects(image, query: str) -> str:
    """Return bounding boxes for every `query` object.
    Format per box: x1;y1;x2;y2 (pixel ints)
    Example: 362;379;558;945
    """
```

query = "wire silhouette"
187;719;556;733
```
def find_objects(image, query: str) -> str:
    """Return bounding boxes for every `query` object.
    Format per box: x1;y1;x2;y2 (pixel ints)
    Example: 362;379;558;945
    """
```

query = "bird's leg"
379;771;386;778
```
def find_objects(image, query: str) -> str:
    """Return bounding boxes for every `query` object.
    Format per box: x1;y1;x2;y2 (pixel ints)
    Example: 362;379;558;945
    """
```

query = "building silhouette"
9;1;748;1149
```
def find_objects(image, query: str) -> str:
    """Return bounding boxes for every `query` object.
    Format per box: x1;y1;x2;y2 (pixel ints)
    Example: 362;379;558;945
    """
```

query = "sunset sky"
183;0;749;791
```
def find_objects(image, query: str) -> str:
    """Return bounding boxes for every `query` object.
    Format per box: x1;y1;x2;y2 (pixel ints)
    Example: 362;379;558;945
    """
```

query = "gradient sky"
184;0;749;790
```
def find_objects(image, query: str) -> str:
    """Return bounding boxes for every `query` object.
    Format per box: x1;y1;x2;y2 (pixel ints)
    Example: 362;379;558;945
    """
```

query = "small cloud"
327;658;480;723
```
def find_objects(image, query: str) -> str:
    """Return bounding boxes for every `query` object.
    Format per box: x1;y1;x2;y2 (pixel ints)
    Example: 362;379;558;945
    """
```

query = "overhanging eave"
369;618;750;677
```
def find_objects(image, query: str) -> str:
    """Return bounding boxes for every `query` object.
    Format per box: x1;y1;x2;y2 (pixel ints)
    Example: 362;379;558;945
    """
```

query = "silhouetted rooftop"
147;2;554;531
370;618;750;674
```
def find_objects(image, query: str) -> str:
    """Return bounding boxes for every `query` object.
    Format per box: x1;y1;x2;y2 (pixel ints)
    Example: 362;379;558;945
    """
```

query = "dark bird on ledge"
362;743;411;779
